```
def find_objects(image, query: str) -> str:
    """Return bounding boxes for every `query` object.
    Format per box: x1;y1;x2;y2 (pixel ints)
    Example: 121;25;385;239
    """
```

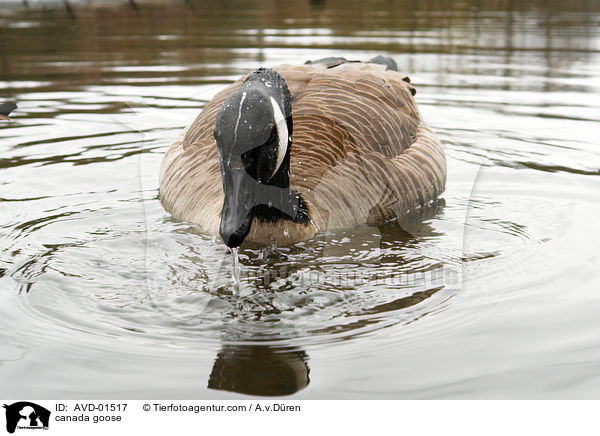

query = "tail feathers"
304;55;398;71
368;55;398;71
304;56;350;68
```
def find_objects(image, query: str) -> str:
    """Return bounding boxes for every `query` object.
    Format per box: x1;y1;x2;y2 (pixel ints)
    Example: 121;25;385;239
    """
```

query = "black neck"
253;189;310;225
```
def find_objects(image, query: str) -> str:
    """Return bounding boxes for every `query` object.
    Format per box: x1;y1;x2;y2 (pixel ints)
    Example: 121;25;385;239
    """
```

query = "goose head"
214;68;308;248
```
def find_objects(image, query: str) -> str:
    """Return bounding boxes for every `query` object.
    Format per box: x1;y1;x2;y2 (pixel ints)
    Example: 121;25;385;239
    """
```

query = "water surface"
1;0;600;398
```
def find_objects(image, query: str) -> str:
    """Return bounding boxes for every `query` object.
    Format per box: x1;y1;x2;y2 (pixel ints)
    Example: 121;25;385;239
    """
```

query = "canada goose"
159;57;446;248
0;102;17;121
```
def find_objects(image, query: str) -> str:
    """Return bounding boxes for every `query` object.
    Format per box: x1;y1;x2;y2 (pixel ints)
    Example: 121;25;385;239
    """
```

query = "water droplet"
231;247;241;294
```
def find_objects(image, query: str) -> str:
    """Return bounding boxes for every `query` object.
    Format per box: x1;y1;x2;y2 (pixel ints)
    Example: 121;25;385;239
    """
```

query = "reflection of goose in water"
208;344;309;396
204;203;447;396
0;102;17;120
206;252;446;398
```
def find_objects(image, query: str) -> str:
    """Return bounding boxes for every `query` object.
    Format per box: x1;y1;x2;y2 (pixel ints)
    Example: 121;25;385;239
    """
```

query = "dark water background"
1;0;599;398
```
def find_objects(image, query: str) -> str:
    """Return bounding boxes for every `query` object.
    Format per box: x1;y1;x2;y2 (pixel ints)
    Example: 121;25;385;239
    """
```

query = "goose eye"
264;123;274;138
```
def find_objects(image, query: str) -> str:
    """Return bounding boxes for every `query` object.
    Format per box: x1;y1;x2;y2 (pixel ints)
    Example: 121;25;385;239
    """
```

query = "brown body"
159;62;446;245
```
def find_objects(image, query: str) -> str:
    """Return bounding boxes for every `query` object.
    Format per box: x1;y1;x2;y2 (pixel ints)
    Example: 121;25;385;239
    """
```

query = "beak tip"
219;218;252;248
220;231;244;248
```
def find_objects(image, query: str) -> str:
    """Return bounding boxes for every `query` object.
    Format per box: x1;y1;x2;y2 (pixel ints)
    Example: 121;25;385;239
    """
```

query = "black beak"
219;169;255;248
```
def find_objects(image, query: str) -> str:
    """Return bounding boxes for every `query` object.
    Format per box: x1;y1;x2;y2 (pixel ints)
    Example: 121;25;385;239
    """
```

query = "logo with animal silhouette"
3;402;50;434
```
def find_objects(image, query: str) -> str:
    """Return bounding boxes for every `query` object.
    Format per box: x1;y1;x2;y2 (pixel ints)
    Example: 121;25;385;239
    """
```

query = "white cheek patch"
270;96;289;178
233;91;247;144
